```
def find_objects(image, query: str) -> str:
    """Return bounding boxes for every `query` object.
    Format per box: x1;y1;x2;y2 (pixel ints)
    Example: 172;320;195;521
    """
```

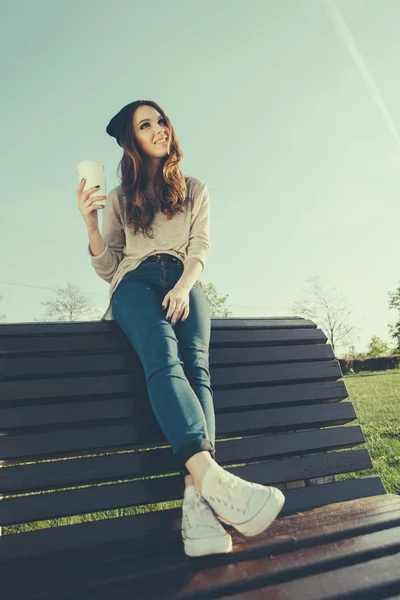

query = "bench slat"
0;402;357;462
0;426;365;494
223;551;400;600
0;380;348;428
1;343;335;379
0;359;342;403
0;331;129;356
135;524;400;600
0;317;318;337
81;527;400;600
0;318;324;355
0;450;377;526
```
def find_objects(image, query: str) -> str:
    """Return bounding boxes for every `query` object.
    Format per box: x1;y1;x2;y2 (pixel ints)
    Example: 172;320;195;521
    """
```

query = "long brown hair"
115;100;193;238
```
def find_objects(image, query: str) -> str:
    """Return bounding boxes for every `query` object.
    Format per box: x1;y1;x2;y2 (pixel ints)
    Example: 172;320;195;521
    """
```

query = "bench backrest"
0;317;385;563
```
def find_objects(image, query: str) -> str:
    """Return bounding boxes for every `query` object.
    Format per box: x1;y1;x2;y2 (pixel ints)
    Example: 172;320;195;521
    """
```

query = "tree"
388;283;400;352
35;279;232;324
366;335;390;357
202;282;234;317
291;276;360;354
345;344;361;360
36;281;101;322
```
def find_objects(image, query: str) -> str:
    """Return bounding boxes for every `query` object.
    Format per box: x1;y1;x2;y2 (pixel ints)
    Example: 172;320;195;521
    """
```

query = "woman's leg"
184;474;195;489
111;269;215;473
185;451;215;491
174;280;217;487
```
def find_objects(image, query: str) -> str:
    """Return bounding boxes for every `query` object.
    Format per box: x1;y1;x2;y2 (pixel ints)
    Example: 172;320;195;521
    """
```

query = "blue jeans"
111;254;216;484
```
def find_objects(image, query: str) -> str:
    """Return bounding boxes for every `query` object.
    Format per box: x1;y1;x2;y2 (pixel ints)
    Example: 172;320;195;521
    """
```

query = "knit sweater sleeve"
185;181;211;270
88;188;125;283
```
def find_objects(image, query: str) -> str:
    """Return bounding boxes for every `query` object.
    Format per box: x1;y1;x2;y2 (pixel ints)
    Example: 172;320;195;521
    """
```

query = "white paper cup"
76;160;107;208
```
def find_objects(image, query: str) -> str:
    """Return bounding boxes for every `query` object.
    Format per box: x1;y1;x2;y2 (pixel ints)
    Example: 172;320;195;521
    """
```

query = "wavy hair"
115;100;193;238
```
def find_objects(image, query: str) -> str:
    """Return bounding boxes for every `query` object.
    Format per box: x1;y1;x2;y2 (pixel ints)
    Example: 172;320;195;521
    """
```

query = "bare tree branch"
292;276;360;353
36;281;101;322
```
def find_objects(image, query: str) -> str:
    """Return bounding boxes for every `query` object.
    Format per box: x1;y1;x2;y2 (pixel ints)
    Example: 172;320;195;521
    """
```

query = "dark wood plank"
0;394;147;429
0;331;129;356
0;402;357;462
1;494;398;600
210;360;342;387
214;380;348;411
132;522;400;600
0;359;342;403
0;317;318;339
79;530;400;600
212;327;327;347
0;452;379;526
1;351;140;379
211;342;334;364
0;373;141;403
0;321;120;336
0;426;366;495
0;320;326;357
218;552;400;600
1;343;336;379
0;380;348;429
216;401;356;437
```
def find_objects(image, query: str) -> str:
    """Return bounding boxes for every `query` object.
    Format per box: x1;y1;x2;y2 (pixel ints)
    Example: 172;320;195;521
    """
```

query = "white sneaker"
181;485;233;557
200;462;285;537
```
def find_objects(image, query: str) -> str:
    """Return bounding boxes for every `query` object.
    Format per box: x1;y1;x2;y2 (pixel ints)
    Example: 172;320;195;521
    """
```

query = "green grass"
334;368;400;495
3;369;399;536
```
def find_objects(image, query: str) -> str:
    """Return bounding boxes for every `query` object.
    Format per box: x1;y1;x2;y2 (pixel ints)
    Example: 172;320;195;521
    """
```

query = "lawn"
335;368;400;495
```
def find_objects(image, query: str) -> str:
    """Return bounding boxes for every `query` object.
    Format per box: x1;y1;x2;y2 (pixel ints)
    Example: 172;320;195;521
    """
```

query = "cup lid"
76;160;104;171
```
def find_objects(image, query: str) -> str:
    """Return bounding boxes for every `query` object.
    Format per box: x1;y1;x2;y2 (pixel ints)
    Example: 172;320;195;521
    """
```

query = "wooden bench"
0;317;399;600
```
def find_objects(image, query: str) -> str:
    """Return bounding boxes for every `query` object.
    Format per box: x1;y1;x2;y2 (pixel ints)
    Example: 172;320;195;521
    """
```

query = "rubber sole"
218;486;286;537
182;531;233;557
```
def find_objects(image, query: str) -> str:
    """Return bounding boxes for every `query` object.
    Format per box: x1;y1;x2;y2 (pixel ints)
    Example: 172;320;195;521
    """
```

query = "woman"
76;100;285;558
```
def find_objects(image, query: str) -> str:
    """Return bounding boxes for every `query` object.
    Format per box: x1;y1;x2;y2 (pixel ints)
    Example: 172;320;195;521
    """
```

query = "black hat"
106;101;138;147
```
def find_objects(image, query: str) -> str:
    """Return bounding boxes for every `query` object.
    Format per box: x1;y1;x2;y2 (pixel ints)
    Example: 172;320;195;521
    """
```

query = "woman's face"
133;105;170;158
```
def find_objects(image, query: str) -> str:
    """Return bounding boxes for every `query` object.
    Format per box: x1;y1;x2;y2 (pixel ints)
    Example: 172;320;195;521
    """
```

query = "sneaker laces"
216;469;252;510
183;490;218;529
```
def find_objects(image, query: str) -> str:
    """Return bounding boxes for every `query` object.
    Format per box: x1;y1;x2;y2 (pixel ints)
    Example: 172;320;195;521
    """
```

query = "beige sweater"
88;176;211;321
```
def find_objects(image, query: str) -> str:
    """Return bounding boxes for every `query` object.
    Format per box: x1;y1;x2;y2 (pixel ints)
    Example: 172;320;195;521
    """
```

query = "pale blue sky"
1;0;399;356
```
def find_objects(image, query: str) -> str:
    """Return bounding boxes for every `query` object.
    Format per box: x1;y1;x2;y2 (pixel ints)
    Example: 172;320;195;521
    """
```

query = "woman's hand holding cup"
76;178;106;232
